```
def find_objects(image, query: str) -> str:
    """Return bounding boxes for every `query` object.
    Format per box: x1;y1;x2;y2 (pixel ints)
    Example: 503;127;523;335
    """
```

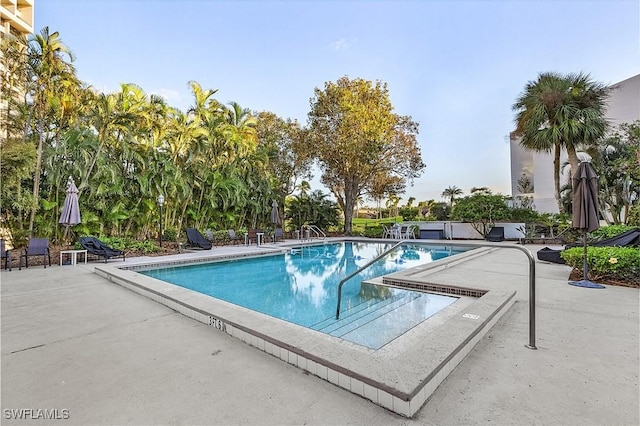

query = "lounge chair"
1;239;12;271
185;228;213;250
537;227;640;264
19;238;51;269
78;236;126;263
486;226;505;242
228;230;242;245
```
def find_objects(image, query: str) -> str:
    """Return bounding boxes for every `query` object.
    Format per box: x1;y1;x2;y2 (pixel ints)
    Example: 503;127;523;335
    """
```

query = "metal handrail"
307;225;326;239
336;240;406;319
334;240;537;350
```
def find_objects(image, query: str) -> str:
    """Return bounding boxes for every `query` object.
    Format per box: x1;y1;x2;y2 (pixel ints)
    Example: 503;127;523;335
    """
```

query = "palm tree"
513;72;610;212
441;185;463;208
26;27;77;235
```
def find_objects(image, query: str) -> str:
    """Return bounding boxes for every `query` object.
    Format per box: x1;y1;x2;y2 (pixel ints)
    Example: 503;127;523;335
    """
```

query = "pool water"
140;242;468;349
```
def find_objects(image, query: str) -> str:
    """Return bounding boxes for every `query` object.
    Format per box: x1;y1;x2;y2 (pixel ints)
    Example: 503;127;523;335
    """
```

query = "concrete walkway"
1;244;638;425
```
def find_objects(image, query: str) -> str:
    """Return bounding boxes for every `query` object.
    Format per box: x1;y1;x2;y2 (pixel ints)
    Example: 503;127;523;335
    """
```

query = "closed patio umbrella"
569;161;604;289
271;200;281;225
59;176;81;240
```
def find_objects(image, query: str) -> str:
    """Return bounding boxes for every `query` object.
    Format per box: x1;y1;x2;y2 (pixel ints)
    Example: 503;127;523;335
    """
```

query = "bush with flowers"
561;246;640;286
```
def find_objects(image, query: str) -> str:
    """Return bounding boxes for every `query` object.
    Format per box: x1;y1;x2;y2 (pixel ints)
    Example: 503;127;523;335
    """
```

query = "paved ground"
1;243;638;425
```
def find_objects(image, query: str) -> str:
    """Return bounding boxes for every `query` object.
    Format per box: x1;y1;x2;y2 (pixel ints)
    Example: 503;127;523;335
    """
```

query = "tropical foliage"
561;246;640;285
285;190;340;231
450;193;511;237
0;30;310;245
1;30;429;246
588;121;640;224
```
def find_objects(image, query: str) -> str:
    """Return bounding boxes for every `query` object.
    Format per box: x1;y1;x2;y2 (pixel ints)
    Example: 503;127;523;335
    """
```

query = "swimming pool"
96;238;518;417
139;242;468;349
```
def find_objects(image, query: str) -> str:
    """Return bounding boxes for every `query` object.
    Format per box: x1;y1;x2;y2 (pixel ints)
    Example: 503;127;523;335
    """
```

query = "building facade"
1;0;34;142
510;74;640;213
0;0;33;38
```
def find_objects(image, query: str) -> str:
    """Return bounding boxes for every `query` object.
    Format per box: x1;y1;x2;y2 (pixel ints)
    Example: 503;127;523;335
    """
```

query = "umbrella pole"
582;231;588;281
568;230;605;289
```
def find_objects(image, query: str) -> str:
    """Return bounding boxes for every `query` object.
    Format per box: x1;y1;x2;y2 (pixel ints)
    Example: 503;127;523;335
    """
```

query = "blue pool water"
140;242;468;349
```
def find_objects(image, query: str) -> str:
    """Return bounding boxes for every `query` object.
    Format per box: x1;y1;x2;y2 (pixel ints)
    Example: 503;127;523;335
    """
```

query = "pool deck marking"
94;238;516;417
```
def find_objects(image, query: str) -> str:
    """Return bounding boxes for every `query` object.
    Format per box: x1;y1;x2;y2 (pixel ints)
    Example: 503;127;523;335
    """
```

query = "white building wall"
606;74;640;126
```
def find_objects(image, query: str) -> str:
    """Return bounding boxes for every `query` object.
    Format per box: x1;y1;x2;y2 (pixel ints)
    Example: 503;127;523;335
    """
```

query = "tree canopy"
512;71;610;212
307;76;425;234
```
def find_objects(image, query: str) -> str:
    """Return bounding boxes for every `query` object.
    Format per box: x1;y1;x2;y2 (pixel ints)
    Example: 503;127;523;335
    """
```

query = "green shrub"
561;246;640;284
363;224;383;238
590;225;637;240
627;205;640;227
77;235;161;253
163;228;178;242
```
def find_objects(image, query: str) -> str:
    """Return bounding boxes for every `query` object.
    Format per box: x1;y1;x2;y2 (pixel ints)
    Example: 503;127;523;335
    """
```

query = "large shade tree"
307;76;425;234
512;71;610;213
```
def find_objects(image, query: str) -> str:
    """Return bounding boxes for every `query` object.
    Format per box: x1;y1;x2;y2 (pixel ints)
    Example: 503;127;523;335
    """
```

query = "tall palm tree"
441;185;463;208
26;27;76;235
513;71;610;212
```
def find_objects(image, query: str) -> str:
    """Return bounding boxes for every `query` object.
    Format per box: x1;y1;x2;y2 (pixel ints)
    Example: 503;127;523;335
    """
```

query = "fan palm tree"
513;71;610;212
441;185;463;207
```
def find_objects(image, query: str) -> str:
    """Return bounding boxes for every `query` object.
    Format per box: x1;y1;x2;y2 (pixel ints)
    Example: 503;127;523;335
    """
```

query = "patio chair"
78;236;126;263
404;225;416;239
19;238;51;270
486;226;505;242
228;229;242;245
390;224;402;239
246;229;264;245
185;228;213;250
272;228;285;243
1;239;12;271
382;225;393;239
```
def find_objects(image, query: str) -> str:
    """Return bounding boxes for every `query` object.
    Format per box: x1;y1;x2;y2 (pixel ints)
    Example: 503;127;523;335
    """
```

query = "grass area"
351;216;403;236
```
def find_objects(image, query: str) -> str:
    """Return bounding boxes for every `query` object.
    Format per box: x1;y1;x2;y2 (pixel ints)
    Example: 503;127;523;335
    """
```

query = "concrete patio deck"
1;241;638;425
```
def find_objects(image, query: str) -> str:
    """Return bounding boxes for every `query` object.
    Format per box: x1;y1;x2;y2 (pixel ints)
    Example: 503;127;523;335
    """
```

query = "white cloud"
331;38;354;51
152;88;182;103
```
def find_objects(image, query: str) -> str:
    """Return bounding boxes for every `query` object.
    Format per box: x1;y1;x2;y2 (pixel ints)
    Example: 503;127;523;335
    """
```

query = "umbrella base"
568;279;605;289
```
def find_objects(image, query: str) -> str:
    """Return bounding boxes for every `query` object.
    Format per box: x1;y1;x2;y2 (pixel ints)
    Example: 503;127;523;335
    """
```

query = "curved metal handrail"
335;240;406;319
307;225;326;239
334;240;537;349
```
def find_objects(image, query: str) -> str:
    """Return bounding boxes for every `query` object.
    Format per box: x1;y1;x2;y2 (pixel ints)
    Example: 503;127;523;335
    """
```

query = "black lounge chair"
185;228;213;250
591;228;640;247
537;247;566;264
536;227;640;264
78;236;126;263
1;239;12;271
19;238;51;269
486;226;505;242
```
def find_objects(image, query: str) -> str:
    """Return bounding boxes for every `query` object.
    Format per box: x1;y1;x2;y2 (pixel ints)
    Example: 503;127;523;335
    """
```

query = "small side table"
256;232;264;246
60;249;88;266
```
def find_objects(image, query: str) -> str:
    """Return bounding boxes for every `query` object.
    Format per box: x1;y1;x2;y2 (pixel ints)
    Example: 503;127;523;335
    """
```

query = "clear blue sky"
36;0;639;205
